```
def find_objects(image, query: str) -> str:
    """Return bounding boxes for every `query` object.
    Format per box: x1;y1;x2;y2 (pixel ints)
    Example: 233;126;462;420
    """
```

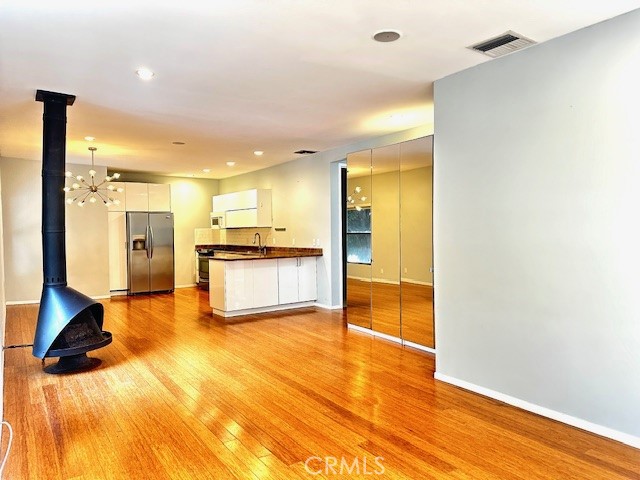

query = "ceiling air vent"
468;31;536;58
294;149;318;155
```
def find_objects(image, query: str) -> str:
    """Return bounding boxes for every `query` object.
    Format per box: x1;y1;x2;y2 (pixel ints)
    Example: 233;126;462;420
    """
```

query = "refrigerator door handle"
145;225;151;259
149;225;154;259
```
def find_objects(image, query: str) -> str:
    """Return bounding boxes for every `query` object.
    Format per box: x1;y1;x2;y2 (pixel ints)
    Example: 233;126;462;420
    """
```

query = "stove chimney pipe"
33;90;112;373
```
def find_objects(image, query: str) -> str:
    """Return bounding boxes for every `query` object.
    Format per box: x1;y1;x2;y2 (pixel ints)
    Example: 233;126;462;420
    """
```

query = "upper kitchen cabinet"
124;182;171;212
212;189;272;228
148;184;171;212
107;181;126;212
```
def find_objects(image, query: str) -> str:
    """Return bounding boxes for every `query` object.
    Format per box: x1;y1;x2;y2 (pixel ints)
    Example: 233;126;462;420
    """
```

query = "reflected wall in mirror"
371;144;401;338
346;149;372;329
400;136;434;348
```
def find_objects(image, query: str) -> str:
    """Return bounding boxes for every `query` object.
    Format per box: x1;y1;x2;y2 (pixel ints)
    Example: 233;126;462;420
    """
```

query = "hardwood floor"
2;288;639;479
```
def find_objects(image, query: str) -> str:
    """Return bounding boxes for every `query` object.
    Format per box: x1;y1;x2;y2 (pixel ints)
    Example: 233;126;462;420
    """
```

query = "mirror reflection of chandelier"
64;147;123;207
347;185;368;211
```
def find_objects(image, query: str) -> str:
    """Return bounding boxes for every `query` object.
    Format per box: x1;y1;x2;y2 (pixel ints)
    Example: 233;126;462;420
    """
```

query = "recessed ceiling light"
372;30;402;43
136;67;155;80
172;141;185;145
253;150;264;156
84;136;95;142
226;161;236;167
202;168;211;173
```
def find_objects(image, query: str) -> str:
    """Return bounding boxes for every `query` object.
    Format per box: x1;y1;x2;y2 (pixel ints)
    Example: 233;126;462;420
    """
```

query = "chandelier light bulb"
355;186;362;193
116;188;124;193
113;199;121;205
63;147;122;207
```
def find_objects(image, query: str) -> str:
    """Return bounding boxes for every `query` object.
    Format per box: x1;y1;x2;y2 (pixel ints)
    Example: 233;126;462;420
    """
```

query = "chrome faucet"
253;232;266;255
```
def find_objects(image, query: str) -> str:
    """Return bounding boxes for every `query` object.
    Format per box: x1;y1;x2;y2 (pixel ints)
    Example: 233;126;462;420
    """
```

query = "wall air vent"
294;149;318;154
468;31;536;58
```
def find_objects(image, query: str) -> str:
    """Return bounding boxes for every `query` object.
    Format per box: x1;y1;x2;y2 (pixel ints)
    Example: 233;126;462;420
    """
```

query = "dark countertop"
196;245;322;261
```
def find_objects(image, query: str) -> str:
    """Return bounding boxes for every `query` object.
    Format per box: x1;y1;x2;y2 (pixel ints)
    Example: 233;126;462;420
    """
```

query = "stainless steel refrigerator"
126;212;175;294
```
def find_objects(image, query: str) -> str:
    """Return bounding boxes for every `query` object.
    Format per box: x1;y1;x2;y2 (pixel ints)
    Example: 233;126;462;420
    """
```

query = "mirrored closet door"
345;136;434;349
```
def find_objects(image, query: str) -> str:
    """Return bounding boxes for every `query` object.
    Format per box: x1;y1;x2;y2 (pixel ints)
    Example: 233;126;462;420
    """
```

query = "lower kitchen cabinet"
209;256;317;316
277;257;317;304
209;258;279;313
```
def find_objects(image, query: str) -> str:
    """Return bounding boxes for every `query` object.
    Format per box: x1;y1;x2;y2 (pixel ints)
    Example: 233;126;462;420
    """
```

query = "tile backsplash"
222;227;273;246
194;228;219;245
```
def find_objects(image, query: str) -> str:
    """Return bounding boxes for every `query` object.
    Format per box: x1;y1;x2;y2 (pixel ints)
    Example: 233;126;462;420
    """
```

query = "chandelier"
347;186;367;211
64;147;122;207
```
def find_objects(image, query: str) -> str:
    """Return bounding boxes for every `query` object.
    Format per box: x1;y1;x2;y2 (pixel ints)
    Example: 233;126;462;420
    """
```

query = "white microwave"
210;213;225;229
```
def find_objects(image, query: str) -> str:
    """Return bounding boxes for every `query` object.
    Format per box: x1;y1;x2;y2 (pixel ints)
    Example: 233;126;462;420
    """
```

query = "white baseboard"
5;300;38;306
371;277;400;285
346;275;371;282
403;340;436;354
400;278;433;287
434;372;640;450
212;301;316;318
8;293;113;305
313;302;343;310
348;324;403;344
175;284;197;289
347;324;436;355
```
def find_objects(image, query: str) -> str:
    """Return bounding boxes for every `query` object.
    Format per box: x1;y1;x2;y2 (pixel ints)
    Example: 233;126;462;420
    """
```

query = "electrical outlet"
272;238;276;245
404;267;407;274
380;268;384;274
292;238;296;246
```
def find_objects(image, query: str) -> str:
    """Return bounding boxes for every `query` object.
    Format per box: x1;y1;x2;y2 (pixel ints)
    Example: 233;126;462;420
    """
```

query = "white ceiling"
1;1;638;179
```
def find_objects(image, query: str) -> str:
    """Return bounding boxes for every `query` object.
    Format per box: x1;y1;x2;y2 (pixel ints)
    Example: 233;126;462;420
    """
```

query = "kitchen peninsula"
196;245;322;318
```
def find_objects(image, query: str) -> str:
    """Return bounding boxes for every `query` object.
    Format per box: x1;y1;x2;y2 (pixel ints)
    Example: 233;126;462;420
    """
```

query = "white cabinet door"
277;258;299;304
212;193;229;212
253;259;279;307
225;260;253;311
108;211;128;291
148;183;171;212
233;190;258;210
298;257;317;302
125;182;148;211
225;209;258;228
209;259;226;310
107;182;126;212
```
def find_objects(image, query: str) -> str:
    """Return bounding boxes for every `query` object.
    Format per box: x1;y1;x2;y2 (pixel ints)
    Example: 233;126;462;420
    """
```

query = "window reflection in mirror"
346;149;372;329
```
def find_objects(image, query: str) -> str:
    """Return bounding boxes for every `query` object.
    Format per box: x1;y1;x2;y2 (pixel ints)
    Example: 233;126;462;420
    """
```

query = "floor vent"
468;31;536;58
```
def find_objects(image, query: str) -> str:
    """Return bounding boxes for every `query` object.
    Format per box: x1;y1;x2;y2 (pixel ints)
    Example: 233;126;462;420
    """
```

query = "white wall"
219;125;433;308
0;157;110;302
0;169;6;426
434;9;640;446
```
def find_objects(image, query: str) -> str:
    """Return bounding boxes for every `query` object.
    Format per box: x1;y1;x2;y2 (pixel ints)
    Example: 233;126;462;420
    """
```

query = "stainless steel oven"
197;250;214;290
